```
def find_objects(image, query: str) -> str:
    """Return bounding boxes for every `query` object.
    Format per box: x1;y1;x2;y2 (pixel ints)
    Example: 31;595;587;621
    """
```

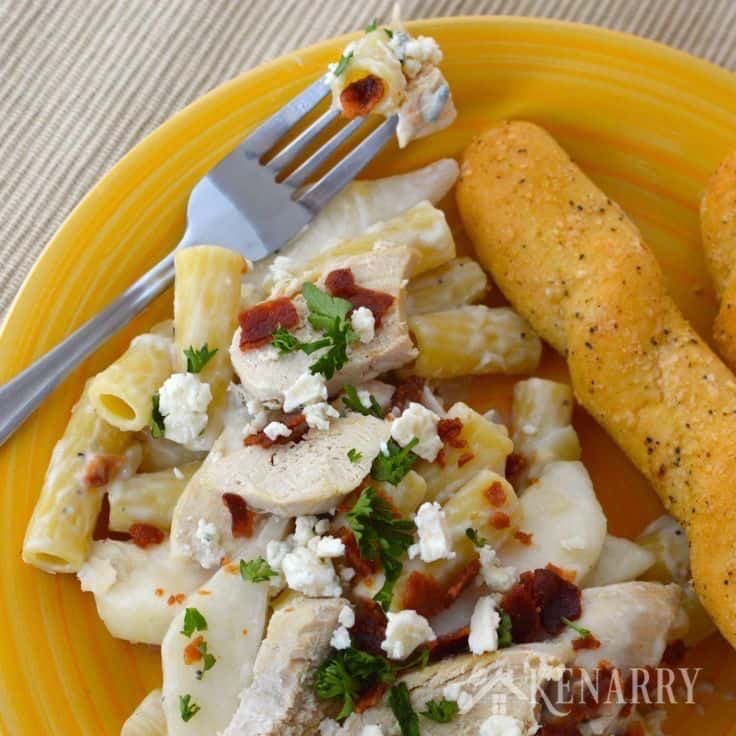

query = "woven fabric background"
2;0;735;319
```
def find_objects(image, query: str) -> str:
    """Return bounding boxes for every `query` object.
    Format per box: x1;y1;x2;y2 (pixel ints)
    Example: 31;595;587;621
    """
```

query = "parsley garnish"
347;486;414;609
384;27;394;39
150;393;165;438
181;607;207;637
498;611;514;648
465;527;488;548
365;18;378;33
347;448;363;463
371;438;419;485
314;647;395;720
271;326;332;356
389;683;420;736
334;51;354;77
184;343;218;373
240;557;278;583
421;698;459;723
195;640;217;680
562;617;591;637
179;694;200;722
343;383;383;418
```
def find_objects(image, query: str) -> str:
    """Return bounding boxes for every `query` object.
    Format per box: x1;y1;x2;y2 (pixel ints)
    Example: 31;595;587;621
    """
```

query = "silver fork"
0;78;398;447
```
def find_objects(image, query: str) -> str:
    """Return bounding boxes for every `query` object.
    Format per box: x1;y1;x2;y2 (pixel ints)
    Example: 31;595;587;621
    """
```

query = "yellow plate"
2;16;736;734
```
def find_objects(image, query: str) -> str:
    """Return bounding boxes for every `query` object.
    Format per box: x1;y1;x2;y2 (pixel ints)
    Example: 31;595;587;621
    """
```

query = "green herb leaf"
498;610;514;649
421;698;459;723
343;383;383;418
179;694;200;722
365;18;378;33
395;647;430;673
389;683;420;736
465;527;488;548
347;486;415;610
384;27;394;39
347;448;363;463
240;557;278;583
314;647;395;720
195;640;217;680
334;51;354;77
371;438;419;485
184;343;218;373
562;617;591;638
303;282;353;325
271;326;301;353
181;607;207;637
150;393;165;438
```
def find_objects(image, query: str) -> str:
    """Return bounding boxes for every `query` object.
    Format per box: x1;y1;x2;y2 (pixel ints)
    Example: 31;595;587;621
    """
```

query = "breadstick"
457;121;736;647
701;149;736;369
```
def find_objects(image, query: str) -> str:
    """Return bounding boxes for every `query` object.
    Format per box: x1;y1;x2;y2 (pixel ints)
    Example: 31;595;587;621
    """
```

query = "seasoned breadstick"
701;150;736;369
457;121;736;647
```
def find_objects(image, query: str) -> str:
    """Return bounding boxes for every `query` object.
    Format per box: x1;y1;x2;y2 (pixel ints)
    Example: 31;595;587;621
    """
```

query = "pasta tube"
88;333;173;431
121;690;166;736
408;305;542;378
108;461;200;532
406;257;488;315
23;383;131;573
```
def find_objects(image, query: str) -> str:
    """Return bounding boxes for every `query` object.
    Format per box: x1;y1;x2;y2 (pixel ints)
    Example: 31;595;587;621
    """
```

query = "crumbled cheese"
560;535;586;551
340;566;356;582
269;255;298;285
478;715;524;736
283;372;328;412
304;401;340;431
158;373;212;445
338;605;355;628
319;718;341;736
442;684;473;713
281;546;342;598
404;36;442;76
294;516;318;544
468;595;500;655
242;395;269;436
266;540;291;571
351;306;376;344
77;556;117;595
478;547;517;593
408;501;455;563
330;604;356;650
263;421;291;441
172;466;184;480
360;727;384;736
315;535;346;558
391;401;442;461
381;610;436;660
193;519;223;569
315;518;331;535
358;389;374;408
521;423;538;435
380;440;389;455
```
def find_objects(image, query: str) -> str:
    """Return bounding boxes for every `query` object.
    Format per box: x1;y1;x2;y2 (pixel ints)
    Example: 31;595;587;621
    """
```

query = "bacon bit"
167;593;186;606
661;638;687;666
129;523;165;548
244;412;308;448
238;296;299;350
81;453;123;489
224;563;240;575
484;481;507;507
242;628;249;636
491;511;511;529
355;681;389;713
391;376;425;411
545;563;576;583
427;627;470;661
505;452;527;480
457;452;475;467
198;590;212;596
446;558;481;603
540;719;583;736
572;633;601;651
222;493;256;538
514;530;533;545
154;588;165;597
183;635;204;665
351;597;388;656
339;75;386;118
437;417;465;448
325;268;394;326
337;528;376;579
402;560;481;619
501;568;581;642
92;494;132;542
435;447;446;467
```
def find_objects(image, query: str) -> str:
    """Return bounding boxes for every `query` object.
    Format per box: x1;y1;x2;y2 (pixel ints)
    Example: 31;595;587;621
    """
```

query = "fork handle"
0;251;177;447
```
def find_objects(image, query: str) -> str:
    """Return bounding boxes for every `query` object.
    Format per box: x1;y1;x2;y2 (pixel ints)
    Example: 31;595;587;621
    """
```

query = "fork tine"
239;78;330;159
282;116;368;189
296;116;398;213
265;106;340;175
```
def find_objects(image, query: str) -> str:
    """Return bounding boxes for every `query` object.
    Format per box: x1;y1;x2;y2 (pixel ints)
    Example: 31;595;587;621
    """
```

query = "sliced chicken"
172;414;390;525
337;646;571;735
583;535;655;588
223;596;348;736
230;247;419;404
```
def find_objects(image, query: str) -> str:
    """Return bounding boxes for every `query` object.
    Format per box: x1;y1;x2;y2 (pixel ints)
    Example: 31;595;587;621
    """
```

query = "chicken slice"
223;596;348;736
337;646;571;735
173;413;390;522
230;247;419;404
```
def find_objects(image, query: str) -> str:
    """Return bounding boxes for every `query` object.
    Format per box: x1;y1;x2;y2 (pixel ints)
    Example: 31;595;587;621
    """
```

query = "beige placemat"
1;0;734;320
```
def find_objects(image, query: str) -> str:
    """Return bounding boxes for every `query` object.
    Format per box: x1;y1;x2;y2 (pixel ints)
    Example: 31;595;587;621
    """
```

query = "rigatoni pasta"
406;257;488;315
121;690;166;736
